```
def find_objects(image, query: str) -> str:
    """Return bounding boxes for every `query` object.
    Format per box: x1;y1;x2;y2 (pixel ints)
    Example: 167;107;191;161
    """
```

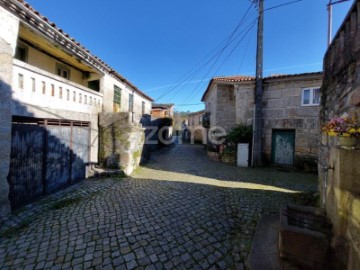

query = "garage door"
8;117;90;210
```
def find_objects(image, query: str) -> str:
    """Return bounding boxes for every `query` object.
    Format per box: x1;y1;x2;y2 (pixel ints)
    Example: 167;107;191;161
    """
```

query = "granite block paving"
0;143;317;269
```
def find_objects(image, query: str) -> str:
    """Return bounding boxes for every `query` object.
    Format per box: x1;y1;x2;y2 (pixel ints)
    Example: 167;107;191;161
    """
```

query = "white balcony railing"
12;59;103;115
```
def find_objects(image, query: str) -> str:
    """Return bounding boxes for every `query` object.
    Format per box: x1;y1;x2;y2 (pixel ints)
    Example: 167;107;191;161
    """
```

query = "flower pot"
338;136;358;147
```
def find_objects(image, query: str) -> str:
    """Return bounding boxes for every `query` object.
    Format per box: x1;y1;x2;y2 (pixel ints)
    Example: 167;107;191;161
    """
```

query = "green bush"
227;124;253;144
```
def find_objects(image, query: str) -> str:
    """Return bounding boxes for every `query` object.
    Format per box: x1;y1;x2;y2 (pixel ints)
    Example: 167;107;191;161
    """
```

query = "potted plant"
322;114;360;147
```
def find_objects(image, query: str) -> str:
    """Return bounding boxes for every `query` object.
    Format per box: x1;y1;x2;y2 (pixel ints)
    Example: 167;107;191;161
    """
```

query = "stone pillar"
0;7;19;219
0;38;13;219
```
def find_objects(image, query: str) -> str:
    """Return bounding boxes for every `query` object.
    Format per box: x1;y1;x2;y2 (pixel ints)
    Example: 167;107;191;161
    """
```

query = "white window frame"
301;87;320;106
56;63;71;80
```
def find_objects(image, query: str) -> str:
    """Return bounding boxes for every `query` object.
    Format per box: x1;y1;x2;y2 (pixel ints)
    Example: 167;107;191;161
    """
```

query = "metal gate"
271;130;295;166
8;117;90;209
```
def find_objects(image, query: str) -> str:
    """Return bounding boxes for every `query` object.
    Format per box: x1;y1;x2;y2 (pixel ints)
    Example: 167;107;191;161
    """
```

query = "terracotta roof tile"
4;0;154;101
201;72;323;101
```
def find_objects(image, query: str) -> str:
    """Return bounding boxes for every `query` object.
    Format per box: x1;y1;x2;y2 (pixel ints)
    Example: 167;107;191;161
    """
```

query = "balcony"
12;59;103;115
202;112;210;128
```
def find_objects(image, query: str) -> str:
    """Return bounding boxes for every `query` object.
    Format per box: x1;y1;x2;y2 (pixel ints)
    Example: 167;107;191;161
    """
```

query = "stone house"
201;72;323;169
0;0;153;217
151;103;174;119
319;0;360;268
187;110;206;143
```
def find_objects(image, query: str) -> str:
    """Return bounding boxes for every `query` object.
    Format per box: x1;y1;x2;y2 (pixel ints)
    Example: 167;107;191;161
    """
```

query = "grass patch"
0;219;31;238
114;170;127;180
50;197;83;210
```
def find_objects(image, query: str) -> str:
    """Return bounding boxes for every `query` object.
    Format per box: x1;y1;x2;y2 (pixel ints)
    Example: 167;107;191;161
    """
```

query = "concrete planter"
279;204;331;269
338;136;358;148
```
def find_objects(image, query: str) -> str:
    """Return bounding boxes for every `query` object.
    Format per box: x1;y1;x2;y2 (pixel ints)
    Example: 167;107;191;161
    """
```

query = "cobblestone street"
0;143;317;269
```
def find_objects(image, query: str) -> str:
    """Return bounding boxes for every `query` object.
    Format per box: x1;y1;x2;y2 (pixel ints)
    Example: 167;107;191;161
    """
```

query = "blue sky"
25;0;353;112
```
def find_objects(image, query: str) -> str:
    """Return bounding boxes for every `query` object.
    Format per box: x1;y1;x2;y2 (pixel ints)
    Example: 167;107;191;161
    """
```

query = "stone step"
246;214;282;270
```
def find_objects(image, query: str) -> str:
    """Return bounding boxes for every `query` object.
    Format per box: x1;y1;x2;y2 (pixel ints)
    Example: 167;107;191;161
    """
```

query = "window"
301;87;320;106
56;63;70;79
84;95;87;105
42;81;46;94
18;74;24;89
89;97;93;105
73;91;76;102
15;44;28;62
113;85;121;112
51;84;55;97
88;80;100;92
142;101;145;115
66;89;70;100
31;78;36;92
128;93;134;112
59;87;63;99
79;93;82;103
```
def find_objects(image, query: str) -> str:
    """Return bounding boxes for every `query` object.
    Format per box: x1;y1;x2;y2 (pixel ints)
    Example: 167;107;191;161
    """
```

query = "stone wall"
262;75;322;169
0;8;19;220
235;74;322;169
319;1;360;269
216;84;236;131
188;111;206;144
235;82;254;126
204;84;217;128
99;112;145;175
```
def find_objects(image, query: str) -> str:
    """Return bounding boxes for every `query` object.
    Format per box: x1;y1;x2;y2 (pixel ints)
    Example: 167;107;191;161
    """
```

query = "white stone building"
0;0;153;216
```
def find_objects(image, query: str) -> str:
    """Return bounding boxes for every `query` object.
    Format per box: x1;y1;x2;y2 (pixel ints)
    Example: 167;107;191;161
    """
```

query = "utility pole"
252;0;264;167
327;1;332;46
327;0;351;46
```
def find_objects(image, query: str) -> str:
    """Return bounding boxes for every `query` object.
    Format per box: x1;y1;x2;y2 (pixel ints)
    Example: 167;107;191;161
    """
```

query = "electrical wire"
178;0;306;107
180;18;258;105
155;1;257;102
264;0;303;12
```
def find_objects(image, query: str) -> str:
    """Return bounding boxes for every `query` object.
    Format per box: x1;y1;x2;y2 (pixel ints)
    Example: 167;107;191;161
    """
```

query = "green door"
271;130;295;166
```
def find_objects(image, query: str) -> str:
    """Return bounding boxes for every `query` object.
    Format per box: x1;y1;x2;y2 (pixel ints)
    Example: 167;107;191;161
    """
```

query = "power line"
155;2;256;102
180;18;258;105
264;0;303;12
175;103;203;106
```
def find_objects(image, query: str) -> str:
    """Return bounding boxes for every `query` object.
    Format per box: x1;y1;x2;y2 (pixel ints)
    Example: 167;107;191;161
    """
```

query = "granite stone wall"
319;1;360;269
99;112;145;175
216;84;236;131
262;76;322;169
235;74;322;170
0;8;19;220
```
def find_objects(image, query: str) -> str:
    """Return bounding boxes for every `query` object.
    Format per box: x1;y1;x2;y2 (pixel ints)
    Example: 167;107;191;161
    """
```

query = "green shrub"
227;124;253;144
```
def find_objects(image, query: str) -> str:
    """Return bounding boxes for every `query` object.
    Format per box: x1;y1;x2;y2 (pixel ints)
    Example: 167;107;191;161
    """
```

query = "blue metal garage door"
8;117;90;210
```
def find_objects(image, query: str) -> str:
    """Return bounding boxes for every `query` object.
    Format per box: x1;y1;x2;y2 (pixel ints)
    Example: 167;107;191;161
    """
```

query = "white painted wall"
101;74;152;116
0;7;19;55
11;59;103;163
24;44;85;85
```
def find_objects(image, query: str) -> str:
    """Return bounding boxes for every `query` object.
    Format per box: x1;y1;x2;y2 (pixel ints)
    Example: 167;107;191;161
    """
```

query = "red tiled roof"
151;103;174;109
1;0;154;101
212;75;255;82
201;72;323;101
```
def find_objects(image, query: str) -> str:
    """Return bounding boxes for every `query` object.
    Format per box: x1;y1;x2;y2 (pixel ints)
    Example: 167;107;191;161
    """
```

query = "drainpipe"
322;165;334;209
